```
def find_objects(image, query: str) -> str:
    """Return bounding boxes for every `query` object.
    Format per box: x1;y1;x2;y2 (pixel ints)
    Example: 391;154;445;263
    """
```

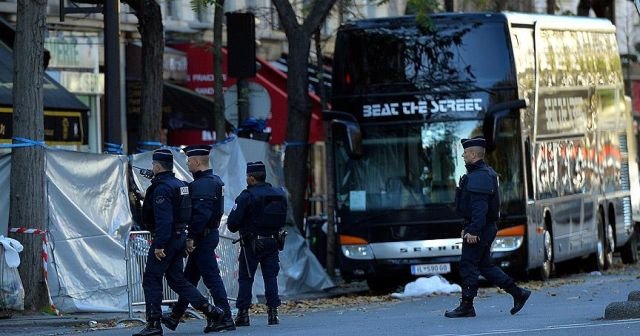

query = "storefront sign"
0;108;86;145
57;72;104;95
45;36;99;70
164;52;188;82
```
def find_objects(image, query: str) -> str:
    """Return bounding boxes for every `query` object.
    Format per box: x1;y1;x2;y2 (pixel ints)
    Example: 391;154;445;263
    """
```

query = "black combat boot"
160;312;181;331
235;308;250;327
202;304;226;333
206;311;236;332
444;297;476;318
267;306;280;325
506;286;531;315
132;319;163;336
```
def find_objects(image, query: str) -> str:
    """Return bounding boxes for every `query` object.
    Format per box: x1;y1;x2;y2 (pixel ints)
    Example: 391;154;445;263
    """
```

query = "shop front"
0;35;88;146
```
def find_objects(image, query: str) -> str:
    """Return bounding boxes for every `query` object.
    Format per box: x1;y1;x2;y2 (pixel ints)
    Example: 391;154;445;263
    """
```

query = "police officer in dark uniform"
445;137;531;318
161;145;235;332
227;161;287;326
134;149;225;336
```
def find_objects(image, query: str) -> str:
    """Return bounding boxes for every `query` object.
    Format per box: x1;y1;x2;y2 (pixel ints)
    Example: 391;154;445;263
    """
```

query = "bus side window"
525;138;534;200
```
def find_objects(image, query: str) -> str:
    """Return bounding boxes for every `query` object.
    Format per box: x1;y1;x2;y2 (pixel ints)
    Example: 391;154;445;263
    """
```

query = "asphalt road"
19;264;638;336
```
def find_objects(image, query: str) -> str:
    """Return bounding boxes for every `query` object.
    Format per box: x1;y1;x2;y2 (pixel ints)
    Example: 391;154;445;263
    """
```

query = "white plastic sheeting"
130;138;247;215
0;236;23;268
45;150;133;312
391;276;461;299
0;151;10;236
0;149;133;312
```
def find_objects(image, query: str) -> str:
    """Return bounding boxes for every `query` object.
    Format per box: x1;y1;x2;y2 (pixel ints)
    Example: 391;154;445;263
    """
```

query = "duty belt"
256;234;277;240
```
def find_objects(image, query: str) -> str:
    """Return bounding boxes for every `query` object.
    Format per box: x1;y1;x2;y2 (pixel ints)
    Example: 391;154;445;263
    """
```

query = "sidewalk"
0;280;369;330
0;311;127;329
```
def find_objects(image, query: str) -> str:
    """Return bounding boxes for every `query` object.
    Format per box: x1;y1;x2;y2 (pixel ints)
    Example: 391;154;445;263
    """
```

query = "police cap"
183;144;211;157
461;136;486;149
152;148;173;162
246;161;266;174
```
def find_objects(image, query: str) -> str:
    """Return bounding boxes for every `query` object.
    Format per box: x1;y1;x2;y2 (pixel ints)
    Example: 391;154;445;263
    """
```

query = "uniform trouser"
236;238;281;310
142;233;209;320
172;230;231;317
459;227;515;298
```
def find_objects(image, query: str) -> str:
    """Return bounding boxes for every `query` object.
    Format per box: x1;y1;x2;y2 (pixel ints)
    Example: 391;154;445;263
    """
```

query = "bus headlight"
342;245;375;260
491;236;523;252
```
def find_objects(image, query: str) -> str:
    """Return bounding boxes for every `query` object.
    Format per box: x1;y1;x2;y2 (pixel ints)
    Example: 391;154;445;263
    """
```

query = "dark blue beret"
152;148;173;162
183;145;211;157
461;136;486;149
246;161;266;174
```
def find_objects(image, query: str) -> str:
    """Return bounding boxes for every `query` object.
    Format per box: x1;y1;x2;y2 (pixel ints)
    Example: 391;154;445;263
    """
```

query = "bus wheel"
604;222;615;270
621;230;639;264
538;227;554;281
592;214;607;271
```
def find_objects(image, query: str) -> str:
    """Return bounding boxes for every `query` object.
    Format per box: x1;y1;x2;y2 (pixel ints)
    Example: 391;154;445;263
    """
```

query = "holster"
276;229;287;251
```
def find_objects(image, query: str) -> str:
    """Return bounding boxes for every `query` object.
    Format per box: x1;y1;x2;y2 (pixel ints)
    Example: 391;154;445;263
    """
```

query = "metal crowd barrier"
214;235;240;301
122;230;240;322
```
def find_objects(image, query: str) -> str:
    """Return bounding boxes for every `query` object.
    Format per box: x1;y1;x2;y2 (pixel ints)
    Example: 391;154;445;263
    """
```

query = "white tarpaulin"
0;151;10;236
45;149;133;312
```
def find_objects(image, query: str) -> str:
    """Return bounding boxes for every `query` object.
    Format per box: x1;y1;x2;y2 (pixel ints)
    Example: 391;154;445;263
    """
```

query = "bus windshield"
333;19;512;95
334;119;523;213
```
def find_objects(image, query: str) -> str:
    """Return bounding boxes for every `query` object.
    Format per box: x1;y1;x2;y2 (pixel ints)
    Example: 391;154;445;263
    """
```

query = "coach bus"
328;12;640;291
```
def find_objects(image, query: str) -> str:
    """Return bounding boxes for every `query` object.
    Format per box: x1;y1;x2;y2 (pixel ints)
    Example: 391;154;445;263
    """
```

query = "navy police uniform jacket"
455;160;500;238
142;171;191;249
188;169;224;240
227;182;287;236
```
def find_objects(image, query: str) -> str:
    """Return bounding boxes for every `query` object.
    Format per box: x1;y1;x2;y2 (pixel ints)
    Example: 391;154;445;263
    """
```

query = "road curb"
604;301;640;320
627;291;640;301
0;314;124;329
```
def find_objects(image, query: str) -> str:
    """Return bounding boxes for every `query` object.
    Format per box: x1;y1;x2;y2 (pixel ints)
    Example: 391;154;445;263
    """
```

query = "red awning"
171;43;323;145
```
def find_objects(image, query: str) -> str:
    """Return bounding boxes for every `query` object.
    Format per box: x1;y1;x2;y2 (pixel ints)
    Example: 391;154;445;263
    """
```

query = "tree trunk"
271;0;338;230
314;30;327;110
444;0;454;11
283;32;312;230
129;0;164;145
577;0;592;16
10;0;49;311
213;0;226;141
314;29;335;276
577;0;612;19
547;0;556;14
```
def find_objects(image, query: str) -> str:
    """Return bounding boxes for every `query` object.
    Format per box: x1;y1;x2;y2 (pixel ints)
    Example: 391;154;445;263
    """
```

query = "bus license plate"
411;263;451;275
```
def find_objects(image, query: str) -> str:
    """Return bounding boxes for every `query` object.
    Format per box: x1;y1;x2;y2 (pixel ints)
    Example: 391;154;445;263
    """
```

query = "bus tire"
536;224;554;281
604;221;615;270
620;230;639;264
591;213;607;272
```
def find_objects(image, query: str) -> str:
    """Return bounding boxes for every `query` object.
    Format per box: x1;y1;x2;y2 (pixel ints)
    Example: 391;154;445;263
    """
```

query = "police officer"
445;137;531;318
227;161;287;326
134;149;224;336
161;145;235;332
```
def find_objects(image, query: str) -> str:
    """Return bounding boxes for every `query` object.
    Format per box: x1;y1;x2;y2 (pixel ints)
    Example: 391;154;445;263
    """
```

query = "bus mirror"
483;99;526;152
332;120;363;158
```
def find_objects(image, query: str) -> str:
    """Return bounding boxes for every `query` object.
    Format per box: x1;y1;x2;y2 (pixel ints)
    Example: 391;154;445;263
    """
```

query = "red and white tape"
9;227;61;316
9;228;46;235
